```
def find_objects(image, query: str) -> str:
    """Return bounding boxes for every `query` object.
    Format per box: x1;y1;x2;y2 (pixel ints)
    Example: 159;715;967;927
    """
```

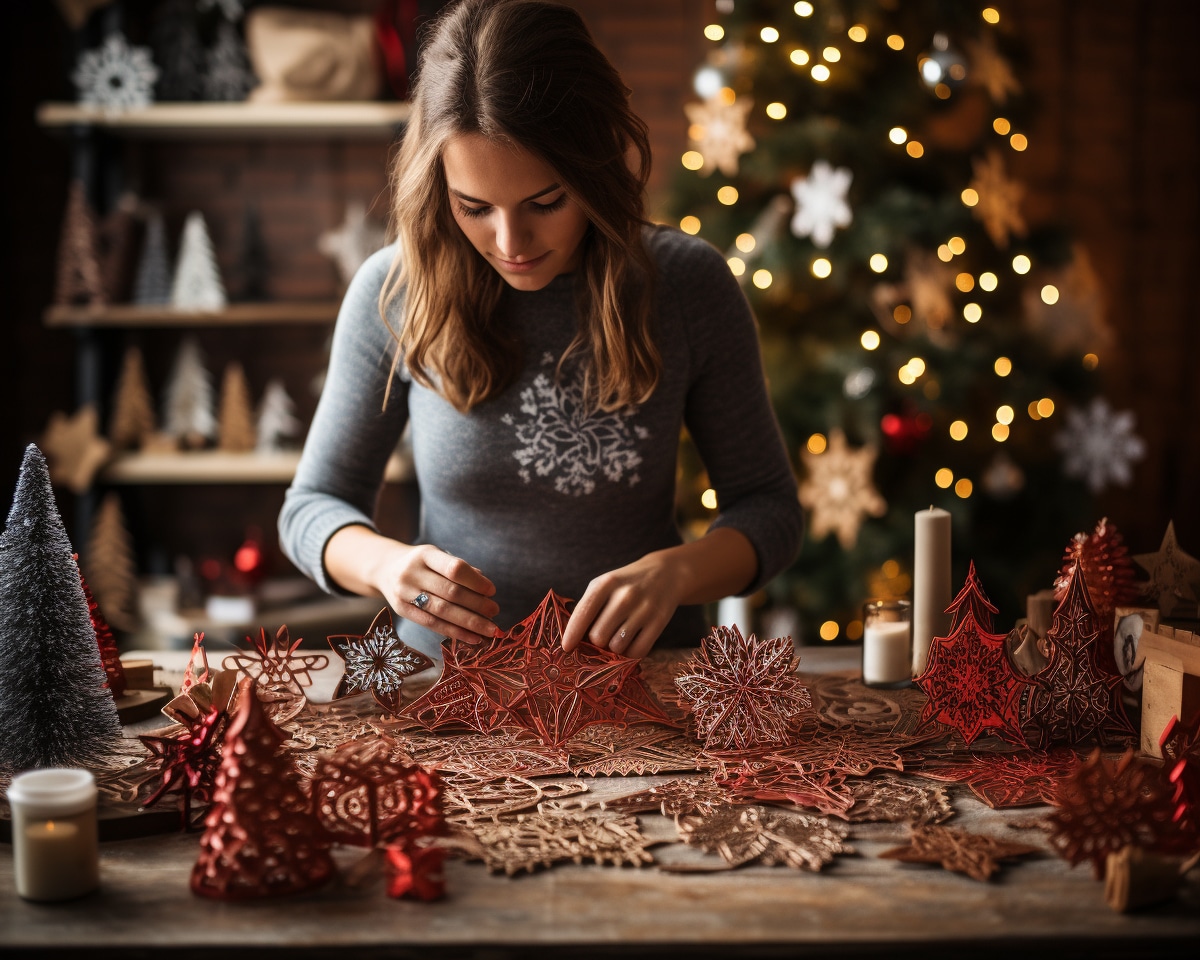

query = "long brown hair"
381;0;660;412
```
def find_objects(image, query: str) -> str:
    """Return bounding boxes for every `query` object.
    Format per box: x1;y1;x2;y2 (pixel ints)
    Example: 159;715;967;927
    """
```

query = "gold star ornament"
798;428;887;550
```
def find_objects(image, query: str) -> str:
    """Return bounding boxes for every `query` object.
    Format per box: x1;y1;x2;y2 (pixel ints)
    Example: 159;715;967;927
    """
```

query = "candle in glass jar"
862;599;913;688
912;507;952;676
6;768;100;901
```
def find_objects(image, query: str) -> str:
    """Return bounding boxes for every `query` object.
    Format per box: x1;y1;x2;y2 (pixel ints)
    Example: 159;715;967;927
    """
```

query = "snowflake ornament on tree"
798;428;887;550
327;607;435;714
965;33;1021;103
968;150;1026;248
683;92;756;177
789;160;853;248
674;626;811;753
1054;396;1146;493
73;32;159;112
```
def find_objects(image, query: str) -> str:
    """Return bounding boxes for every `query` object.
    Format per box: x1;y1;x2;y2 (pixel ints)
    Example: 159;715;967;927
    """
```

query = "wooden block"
120;657;156;689
1141;659;1183;758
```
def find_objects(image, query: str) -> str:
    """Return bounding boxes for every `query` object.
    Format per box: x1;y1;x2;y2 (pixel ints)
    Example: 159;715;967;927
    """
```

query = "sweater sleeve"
277;245;409;594
655;229;804;594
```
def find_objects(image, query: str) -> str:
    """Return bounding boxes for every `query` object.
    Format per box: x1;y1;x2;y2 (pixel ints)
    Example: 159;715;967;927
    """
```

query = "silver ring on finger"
412;592;431;610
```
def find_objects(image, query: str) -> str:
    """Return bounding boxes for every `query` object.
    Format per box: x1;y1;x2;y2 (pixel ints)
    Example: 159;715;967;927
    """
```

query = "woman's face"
443;133;590;291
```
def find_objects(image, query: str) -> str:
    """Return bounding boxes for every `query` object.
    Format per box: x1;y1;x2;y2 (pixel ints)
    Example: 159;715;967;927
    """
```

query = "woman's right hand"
325;526;500;643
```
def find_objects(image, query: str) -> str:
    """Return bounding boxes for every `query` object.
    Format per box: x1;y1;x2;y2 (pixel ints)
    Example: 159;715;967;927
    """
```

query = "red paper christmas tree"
404;589;675;746
191;679;335;899
1022;560;1136;748
915;562;1030;747
78;563;126;698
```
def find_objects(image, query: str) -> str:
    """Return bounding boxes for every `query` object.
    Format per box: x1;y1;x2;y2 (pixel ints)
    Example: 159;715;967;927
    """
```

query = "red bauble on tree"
1022;560;1136;748
191;679;335;900
915;562;1030;747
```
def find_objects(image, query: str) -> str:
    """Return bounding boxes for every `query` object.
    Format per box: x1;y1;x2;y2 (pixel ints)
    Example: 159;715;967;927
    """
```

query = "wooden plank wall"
4;0;1197;585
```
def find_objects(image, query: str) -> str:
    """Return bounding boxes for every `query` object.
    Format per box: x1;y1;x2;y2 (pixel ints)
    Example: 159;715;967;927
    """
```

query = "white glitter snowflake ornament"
1054;397;1146;493
789;161;853;248
328;608;435;713
684;93;756;177
73;32;159;112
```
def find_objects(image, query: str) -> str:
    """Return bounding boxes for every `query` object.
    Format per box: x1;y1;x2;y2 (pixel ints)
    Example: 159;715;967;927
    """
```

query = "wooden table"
3;647;1198;959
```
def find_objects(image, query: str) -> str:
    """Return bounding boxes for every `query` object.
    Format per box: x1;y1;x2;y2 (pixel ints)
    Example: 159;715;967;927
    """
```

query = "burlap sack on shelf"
245;6;381;103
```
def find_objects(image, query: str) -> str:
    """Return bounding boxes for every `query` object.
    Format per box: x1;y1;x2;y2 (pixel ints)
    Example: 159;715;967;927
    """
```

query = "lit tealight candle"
862;598;913;688
6;768;100;901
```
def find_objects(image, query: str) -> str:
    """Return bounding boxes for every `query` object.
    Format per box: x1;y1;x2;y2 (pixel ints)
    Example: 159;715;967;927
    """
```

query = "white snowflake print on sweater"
501;354;649;495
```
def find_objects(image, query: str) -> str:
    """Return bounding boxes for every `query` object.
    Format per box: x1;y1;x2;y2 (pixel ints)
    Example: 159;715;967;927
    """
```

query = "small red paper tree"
79;564;126;698
191;678;335;900
1022;560;1135;748
915;562;1030;747
1054;517;1139;663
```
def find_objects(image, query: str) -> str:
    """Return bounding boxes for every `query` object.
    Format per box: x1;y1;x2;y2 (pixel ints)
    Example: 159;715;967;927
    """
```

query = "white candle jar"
7;768;100;901
862;598;913;688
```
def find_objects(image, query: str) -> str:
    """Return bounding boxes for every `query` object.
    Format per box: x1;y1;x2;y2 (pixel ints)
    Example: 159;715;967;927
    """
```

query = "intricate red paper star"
1022;560;1135;748
403;590;675;747
139;707;225;828
327;608;434;714
674;626;811;752
915;562;1030;747
223;624;329;722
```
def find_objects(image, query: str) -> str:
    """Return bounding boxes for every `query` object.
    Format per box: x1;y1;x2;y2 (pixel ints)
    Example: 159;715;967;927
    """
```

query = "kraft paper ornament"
245;6;381;103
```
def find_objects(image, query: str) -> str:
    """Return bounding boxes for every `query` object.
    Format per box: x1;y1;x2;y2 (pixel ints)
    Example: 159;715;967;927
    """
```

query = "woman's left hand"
561;550;684;659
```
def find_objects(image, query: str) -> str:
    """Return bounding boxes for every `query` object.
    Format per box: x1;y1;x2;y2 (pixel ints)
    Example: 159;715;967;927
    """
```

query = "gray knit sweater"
279;225;803;658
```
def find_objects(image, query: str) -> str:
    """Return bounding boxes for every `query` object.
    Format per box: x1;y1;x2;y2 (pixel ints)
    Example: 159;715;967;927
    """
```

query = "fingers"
562;574;669;658
393;546;500;644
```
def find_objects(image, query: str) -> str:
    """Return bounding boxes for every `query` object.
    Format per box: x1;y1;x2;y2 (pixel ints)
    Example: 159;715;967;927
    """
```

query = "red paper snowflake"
674;626;811;752
714;758;856;818
139;707;225;828
327;607;434;714
1048;749;1177;878
911;749;1080;808
223;624;329;723
915;562;1030;747
191;679;335;900
310;738;444;848
1022;560;1135;748
1159;710;1200;841
403;590;675;747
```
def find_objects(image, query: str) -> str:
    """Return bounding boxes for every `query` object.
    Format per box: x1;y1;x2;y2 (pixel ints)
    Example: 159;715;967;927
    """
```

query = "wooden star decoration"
684;92;756;177
403;589;676;747
969;149;1026;248
41;405;112;494
916;562;1031;747
327;607;434;714
222;624;329;724
674;626;811;752
672;804;851;872
965;34;1021;103
879;823;1038;881
1021;560;1136;748
1048;749;1178;878
1134;521;1200;616
798;428;886;550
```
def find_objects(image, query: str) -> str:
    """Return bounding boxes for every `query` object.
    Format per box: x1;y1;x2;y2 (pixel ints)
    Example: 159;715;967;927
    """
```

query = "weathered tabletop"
2;646;1198;959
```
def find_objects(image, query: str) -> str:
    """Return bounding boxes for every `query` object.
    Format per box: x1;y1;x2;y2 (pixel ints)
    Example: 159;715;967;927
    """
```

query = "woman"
279;0;802;660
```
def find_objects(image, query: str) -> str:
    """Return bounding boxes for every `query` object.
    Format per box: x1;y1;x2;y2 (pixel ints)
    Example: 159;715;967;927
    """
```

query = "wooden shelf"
44;301;341;328
99;450;413;484
35;101;410;138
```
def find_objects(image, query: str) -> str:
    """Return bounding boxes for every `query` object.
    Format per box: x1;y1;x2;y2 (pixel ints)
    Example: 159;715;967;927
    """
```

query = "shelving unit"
99;449;413;484
45;301;341;327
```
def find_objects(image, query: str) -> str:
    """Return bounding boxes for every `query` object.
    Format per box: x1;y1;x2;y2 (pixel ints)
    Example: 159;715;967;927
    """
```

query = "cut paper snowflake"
601;777;736;818
879;823;1038;881
912;749;1080;809
318;201;387;286
222;625;328;724
968;150;1026;248
73;32;159;112
403;590;676;746
845;775;954;825
674;626;810;753
504;356;649;495
1054;396;1145;493
798;428;886;550
965;34;1021;103
672;804;851;872
789;160;853;248
1133;521;1200;615
567;725;706;777
328;608;434;714
684;93;756;177
138;707;225;828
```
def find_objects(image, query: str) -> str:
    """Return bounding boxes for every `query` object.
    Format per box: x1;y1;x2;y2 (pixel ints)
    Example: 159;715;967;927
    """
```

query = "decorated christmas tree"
0;446;122;770
667;2;1141;638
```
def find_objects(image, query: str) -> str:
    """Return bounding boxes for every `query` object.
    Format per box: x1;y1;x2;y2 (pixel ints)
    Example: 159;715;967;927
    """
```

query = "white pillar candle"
6;768;100;901
912;507;952;676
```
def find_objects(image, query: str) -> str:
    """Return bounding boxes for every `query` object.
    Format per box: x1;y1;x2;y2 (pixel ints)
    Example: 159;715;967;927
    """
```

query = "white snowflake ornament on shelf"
171;211;227;310
73;32;159;112
789;161;853;248
683;93;756;177
1054;397;1146;493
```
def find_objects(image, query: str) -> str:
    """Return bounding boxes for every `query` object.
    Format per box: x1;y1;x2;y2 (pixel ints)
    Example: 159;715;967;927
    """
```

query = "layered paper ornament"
683;92;755;177
327;607;434;713
403;589;675;747
797;428;886;550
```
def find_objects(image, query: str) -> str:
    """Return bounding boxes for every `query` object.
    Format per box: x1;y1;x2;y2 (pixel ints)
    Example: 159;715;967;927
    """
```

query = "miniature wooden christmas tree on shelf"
0;445;122;770
217;362;257;452
109;346;158;450
54;179;105;307
82;491;140;633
